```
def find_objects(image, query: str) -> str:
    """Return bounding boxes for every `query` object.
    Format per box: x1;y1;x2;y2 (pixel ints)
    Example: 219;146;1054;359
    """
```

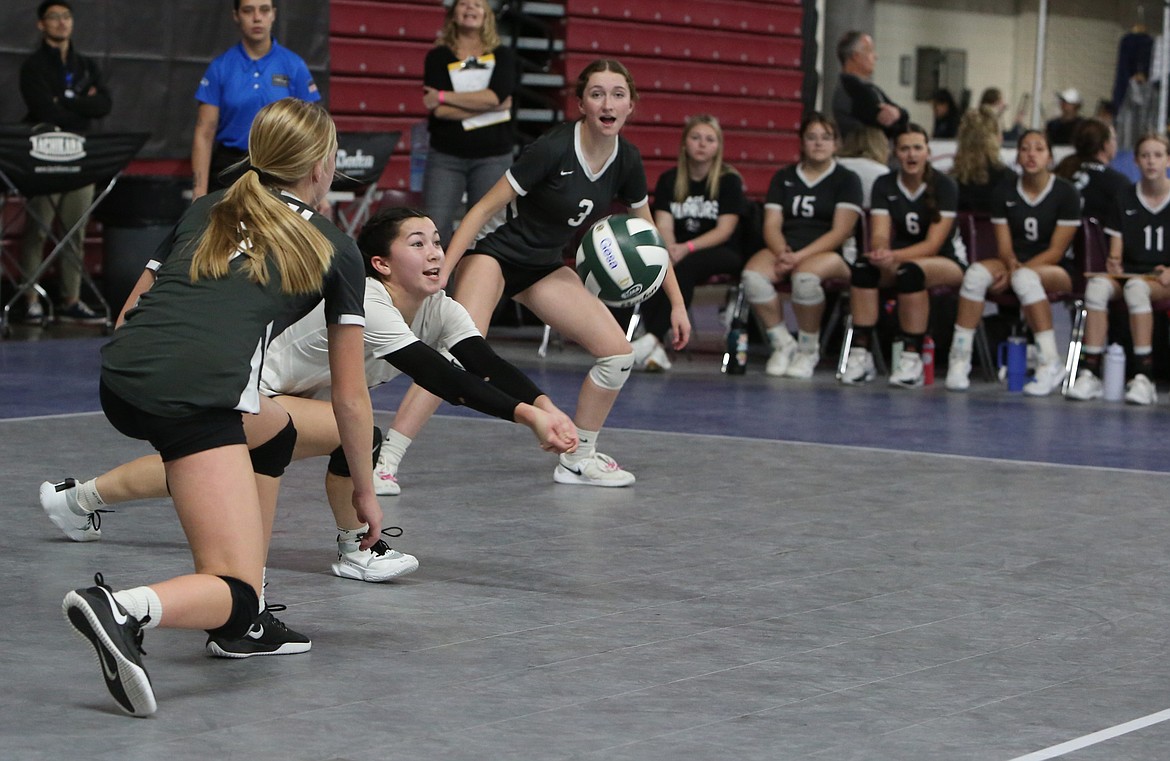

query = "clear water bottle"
722;283;749;375
1102;343;1126;401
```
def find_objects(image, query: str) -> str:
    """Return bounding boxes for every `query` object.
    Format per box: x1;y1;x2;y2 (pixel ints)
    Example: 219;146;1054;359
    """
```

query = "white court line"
1008;708;1170;760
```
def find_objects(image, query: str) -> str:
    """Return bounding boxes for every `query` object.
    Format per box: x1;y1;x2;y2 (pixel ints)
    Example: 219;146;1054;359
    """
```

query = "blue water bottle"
997;335;1027;392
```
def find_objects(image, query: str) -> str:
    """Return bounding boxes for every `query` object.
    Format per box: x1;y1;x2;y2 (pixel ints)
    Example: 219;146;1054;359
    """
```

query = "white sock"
259;567;267;612
113;586;162;628
950;326;975;362
337;524;368;553
562;427;598;464
75;478;106;513
767;325;794;350
797;330;819;353
1035;329;1059;366
378;429;412;472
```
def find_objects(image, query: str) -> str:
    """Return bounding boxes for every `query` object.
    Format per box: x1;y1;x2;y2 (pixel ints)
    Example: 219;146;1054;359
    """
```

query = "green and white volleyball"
575;214;669;307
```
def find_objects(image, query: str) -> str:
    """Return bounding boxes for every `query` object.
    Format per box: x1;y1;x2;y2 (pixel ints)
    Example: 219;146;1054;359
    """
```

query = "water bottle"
1102;343;1126;401
997;336;1028;392
722;283;749;375
922;335;935;385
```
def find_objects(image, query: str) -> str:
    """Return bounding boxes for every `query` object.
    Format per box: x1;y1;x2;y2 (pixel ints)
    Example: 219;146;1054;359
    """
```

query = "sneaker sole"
63;593;156;717
889;379;924;389
205;640;312;658
839;373;874;385
41;481;101;542
373;482;402;496
331;557;419;583
553;465;635;487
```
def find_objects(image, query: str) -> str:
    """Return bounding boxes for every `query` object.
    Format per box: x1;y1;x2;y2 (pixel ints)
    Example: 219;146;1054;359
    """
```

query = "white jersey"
260;277;481;400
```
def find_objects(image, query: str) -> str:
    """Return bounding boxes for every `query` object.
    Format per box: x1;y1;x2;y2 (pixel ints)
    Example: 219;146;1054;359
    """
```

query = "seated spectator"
739;113;862;379
840;124;966;388
1068;133;1170;405
837;125;890;208
632;115;744;371
1053;118;1130;221
952;106;1014;214
979;86;1025;143
931;89;960;139
946;130;1081;395
1047;88;1084;145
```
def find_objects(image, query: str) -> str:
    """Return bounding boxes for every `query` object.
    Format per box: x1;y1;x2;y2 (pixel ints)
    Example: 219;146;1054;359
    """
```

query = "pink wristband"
686;241;696;254
438;90;445;105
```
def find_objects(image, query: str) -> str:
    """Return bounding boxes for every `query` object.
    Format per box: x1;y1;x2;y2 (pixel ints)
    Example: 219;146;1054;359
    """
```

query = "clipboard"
448;54;510;131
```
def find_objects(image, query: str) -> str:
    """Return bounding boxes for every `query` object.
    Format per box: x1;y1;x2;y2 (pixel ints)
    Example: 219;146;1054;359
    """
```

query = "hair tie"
247;165;277;186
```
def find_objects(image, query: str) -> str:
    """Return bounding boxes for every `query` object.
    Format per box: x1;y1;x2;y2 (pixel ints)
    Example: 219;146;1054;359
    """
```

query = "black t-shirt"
652;167;745;243
478;121;649;267
424;45;518;158
765;162;863;252
870;170;964;262
990;176;1082;263
101;190;365;417
1069;161;1132;222
1104;185;1170;273
956;162;1015;215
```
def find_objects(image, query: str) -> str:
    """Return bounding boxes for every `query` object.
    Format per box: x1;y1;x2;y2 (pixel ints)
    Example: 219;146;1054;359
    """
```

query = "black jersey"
478;121;648;267
1104;184;1170;274
764;161;863;252
652;167;745;243
990;176;1082;263
101;190;366;418
870;170;964;262
424;45;518;159
1069;161;1132;222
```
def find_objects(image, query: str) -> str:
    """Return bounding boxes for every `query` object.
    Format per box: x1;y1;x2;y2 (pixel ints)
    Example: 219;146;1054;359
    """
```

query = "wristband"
438;90;445;105
686;241;696;254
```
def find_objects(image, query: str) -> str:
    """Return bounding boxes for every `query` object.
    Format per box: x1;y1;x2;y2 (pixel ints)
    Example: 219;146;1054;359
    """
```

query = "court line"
1007;708;1170;760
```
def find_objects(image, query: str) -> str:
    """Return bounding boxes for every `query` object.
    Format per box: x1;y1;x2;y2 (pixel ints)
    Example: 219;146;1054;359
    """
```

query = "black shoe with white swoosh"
63;573;156;717
205;604;311;658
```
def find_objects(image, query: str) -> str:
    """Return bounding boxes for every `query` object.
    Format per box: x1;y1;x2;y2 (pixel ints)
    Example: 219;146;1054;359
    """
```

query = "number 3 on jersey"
568;200;594;227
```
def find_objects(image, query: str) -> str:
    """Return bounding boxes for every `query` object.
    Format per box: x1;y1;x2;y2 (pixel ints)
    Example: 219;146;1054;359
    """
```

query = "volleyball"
575;214;670;307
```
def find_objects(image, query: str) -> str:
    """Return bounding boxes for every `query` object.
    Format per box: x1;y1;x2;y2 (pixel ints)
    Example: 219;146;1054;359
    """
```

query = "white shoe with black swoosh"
553;452;636;487
205;604;311;658
63;573;156;717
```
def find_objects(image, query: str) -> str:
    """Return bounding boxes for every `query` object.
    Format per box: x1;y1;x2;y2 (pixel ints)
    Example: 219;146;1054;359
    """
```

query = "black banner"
331;131;401;192
0;129;148;197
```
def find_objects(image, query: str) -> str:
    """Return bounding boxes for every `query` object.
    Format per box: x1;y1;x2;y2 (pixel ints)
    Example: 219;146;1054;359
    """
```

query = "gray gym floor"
4;334;1170;761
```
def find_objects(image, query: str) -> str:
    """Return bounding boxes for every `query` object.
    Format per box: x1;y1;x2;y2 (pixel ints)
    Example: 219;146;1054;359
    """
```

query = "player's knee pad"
851;259;880;289
205;575;260;641
894;262;925;294
1084;276;1113;312
1010;267;1045;306
588;351;635;391
1124;277;1153;314
791;272;824;306
249;417;297;477
327;426;383;477
959;262;993;301
741;269;775;304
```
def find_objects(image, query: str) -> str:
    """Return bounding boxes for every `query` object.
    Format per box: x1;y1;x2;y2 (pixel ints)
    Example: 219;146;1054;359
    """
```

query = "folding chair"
330;131;400;238
0;129;149;338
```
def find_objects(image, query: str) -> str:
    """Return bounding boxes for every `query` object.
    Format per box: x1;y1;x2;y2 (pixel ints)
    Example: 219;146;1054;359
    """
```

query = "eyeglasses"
43;12;73;21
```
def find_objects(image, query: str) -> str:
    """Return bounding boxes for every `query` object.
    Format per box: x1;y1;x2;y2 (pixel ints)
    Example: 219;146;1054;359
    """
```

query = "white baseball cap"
1057;87;1082;105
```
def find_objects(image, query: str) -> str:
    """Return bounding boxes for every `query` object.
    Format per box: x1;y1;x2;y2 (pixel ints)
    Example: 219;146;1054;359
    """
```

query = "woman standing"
1068;133;1170;405
946;129;1081;394
841;124;966;387
741;113;862;378
387;59;690;488
421;0;518;245
631;114;744;371
63;99;377;716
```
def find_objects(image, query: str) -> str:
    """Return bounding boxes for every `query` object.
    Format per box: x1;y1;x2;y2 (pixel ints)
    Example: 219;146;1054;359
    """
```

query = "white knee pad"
1010;267;1046;306
959;262;993;302
589;351;635;391
1124;277;1153;314
1084;276;1113;312
790;272;824;306
741;269;775;305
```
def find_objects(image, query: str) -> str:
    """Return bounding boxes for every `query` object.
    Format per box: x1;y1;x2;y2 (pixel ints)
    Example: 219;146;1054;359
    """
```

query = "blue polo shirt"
196;39;320;150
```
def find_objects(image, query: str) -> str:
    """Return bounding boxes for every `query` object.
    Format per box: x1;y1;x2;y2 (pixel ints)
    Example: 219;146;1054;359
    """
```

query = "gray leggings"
422;149;512;246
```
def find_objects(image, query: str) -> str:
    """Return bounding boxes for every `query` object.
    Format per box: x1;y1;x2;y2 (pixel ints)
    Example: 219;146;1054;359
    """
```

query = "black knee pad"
205;575;260;640
327;425;383;477
895;262;925;293
249;418;297;477
851;260;880;288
